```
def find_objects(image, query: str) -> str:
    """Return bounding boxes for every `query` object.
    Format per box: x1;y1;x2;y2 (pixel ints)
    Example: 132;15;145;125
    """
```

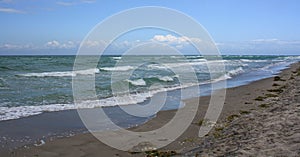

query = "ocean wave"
191;59;208;62
0;104;75;121
185;55;202;59
100;66;134;71
259;61;289;72
283;56;300;60
0;65;13;71
240;59;268;62
0;67;247;121
147;60;227;70
157;76;174;82
226;67;244;77
126;79;146;86
18;68;100;77
0;78;7;89
112;56;122;60
0;82;199;121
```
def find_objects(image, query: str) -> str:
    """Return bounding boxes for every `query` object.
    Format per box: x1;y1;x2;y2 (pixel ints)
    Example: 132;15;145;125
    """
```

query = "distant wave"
240;59;268;62
0;78;7;89
18;68;99;77
100;66;134;71
157;76;174;82
126;79;146;86
147;60;226;70
0;65;13;71
185;55;202;59
112;56;122;60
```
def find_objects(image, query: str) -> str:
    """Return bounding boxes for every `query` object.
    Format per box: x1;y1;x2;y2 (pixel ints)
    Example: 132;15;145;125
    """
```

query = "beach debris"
265;93;278;98
196;118;216;127
239;110;251;115
226;114;240;122
274;76;285;81
272;83;280;86
145;150;177;157
254;96;266;101
34;139;45;147
259;103;270;108
128;141;157;153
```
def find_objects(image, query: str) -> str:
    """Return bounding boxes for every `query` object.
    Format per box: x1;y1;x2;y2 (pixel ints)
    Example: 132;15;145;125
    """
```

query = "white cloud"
0;7;26;14
151;34;203;46
0;43;34;49
81;0;96;3
150;34;203;51
56;1;76;6
57;0;96;6
45;40;60;48
80;40;107;48
45;40;77;49
0;44;21;49
251;38;279;42
152;34;190;44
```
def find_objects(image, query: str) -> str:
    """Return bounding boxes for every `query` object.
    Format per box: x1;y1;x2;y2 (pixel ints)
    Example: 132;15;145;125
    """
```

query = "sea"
0;55;300;122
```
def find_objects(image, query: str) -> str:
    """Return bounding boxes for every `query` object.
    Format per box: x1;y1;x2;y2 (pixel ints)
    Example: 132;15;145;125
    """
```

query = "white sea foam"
191;59;208;62
126;79;146;86
19;68;100;77
185;56;201;59
157;76;174;82
100;66;134;71
0;104;75;121
0;84;181;121
210;67;244;82
0;66;246;122
34;140;46;147
226;67;244;77
240;59;267;62
112;57;122;60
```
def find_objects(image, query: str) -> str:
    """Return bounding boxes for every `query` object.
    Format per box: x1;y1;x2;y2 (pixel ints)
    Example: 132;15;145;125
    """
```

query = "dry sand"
2;62;300;157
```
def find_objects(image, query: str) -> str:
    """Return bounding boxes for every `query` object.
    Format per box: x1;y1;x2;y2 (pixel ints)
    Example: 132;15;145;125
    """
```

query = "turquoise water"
0;55;299;121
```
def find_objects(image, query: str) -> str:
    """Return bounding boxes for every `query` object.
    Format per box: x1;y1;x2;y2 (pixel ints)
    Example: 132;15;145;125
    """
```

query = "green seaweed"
254;96;266;101
259;103;270;108
213;131;222;138
267;88;284;93
215;126;224;132
183;137;195;143
274;76;285;81
265;93;278;98
197;119;209;126
227;114;240;122
239;110;251;114
145;150;177;157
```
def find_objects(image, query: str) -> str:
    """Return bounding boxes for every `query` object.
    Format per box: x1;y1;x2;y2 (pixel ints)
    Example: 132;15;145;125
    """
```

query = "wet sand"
1;62;299;157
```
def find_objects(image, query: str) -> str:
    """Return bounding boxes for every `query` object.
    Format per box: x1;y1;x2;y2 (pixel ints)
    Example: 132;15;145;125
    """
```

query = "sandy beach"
1;62;299;157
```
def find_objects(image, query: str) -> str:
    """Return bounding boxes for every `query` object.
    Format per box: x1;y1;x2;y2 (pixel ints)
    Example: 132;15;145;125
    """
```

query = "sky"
0;0;300;55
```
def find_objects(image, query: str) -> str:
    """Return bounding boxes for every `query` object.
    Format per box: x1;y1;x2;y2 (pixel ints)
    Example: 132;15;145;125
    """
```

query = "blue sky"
0;0;300;55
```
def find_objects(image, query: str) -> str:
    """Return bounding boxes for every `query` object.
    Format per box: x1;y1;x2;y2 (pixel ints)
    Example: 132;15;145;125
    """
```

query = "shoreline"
1;62;299;156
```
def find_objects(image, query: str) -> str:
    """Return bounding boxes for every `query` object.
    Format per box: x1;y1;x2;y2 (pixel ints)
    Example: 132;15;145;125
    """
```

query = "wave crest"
18;68;99;77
